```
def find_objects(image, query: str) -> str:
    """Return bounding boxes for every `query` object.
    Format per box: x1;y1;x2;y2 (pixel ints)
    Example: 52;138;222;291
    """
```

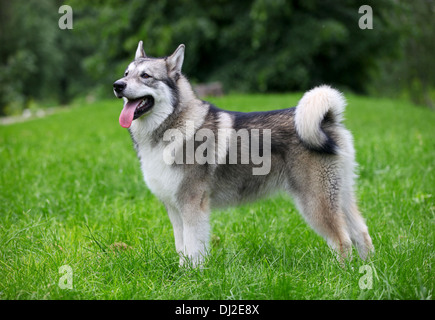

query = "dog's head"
113;41;185;128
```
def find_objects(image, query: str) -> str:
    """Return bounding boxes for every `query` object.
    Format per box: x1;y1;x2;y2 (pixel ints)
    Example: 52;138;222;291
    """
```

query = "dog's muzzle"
113;80;126;97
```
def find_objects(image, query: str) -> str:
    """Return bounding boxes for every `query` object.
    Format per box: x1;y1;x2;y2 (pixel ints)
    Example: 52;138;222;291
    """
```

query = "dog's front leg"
181;207;210;268
166;204;184;262
166;198;210;267
177;189;210;268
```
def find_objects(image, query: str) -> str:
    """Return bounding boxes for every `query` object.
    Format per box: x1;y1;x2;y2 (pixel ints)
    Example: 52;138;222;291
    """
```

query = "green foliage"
1;0;434;114
70;0;400;94
0;0;93;115
369;0;435;108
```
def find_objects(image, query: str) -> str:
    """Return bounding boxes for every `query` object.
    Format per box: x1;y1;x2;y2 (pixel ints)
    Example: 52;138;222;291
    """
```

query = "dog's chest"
134;139;183;205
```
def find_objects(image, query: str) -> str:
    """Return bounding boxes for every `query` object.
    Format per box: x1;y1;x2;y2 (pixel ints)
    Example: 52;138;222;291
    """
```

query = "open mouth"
119;95;154;128
133;96;154;120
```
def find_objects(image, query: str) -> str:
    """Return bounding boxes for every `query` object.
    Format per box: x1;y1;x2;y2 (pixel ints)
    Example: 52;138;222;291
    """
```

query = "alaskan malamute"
113;41;373;267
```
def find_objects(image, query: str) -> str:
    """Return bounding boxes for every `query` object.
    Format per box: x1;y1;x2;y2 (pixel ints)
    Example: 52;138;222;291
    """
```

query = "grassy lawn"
0;93;433;300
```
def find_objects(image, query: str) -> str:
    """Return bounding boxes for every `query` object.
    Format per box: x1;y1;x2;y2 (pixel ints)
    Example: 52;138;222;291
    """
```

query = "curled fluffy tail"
295;85;346;154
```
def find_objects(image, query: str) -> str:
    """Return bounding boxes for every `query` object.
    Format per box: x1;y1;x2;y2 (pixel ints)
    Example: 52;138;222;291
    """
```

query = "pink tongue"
119;100;141;128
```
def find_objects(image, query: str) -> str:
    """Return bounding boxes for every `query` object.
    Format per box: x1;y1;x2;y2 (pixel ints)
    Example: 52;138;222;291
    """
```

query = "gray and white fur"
113;41;374;267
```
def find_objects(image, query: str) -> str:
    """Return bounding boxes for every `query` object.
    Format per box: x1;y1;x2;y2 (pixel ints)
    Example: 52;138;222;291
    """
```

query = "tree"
1;0;417;114
71;0;401;94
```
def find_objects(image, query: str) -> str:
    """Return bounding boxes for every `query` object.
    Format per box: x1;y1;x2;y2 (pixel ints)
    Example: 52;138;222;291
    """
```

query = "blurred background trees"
0;0;434;115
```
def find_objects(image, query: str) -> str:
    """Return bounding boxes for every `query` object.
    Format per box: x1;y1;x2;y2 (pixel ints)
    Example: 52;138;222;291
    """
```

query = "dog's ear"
135;41;146;59
166;44;185;78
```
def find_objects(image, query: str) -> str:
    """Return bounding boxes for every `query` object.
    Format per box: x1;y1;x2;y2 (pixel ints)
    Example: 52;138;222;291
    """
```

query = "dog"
113;41;374;267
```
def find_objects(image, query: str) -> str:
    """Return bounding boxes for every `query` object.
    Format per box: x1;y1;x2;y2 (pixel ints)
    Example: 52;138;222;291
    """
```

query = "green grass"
0;93;433;300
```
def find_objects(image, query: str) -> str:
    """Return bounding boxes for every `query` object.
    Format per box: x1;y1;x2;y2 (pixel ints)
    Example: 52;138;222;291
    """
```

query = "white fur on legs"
166;205;184;260
181;212;210;268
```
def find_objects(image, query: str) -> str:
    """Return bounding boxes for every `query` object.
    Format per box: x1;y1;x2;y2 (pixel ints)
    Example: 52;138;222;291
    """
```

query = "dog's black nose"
113;81;126;93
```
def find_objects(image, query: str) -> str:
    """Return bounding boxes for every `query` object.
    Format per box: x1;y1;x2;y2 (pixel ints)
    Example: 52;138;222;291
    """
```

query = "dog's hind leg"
290;162;353;261
336;128;374;260
341;191;374;260
294;194;352;262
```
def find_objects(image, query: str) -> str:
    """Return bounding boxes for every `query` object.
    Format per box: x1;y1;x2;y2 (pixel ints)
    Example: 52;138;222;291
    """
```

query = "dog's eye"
141;72;151;79
124;71;129;77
